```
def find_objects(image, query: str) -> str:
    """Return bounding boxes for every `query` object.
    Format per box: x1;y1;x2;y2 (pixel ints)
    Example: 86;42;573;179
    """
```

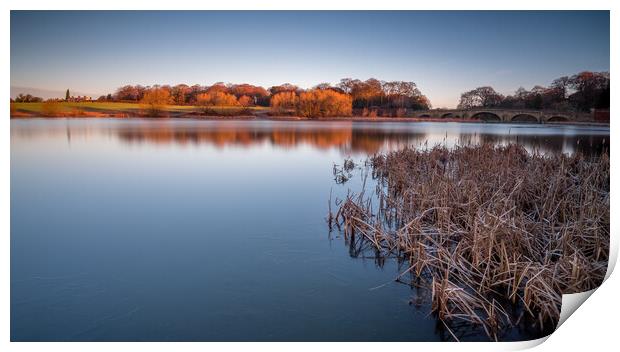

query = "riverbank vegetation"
329;144;609;341
11;71;609;119
11;78;430;118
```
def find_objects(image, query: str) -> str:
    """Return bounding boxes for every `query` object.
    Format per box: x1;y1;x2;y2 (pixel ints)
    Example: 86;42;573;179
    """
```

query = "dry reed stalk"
329;144;609;340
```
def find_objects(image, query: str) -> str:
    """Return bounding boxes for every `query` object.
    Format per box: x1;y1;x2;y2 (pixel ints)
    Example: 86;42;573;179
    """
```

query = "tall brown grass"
329;144;609;340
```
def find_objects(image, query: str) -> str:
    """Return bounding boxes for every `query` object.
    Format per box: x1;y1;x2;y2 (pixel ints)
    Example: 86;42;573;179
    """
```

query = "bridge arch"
470;111;501;122
547;115;569;122
441;112;453;119
511;114;538;123
419;114;431;118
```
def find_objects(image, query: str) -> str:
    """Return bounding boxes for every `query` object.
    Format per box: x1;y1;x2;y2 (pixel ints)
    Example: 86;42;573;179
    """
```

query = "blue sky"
11;11;609;108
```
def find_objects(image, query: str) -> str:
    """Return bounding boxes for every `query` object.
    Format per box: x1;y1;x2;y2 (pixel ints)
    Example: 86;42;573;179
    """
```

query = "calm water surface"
11;119;609;341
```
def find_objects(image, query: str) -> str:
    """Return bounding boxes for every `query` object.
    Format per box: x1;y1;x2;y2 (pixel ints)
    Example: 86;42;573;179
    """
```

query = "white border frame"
2;1;616;351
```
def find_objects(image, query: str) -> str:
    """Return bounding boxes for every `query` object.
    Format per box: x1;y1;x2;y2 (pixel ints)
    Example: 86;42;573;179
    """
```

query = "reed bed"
329;144;609;341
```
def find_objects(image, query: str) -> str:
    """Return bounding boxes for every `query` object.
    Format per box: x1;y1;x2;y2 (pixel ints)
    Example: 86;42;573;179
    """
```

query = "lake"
10;118;609;341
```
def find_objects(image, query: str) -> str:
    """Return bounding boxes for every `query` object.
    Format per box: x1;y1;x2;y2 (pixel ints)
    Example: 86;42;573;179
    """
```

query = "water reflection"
11;119;610;156
10;118;609;341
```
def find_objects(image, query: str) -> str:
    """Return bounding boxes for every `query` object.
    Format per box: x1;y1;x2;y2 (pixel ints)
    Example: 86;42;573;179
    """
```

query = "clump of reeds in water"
329;144;609;341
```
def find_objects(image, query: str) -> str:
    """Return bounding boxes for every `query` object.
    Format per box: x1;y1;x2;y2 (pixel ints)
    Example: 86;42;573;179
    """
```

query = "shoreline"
10;113;610;127
10;102;608;126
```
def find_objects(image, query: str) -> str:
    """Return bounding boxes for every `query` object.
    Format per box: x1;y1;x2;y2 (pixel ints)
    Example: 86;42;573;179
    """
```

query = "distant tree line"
12;71;608;118
107;78;431;109
13;94;43;103
111;83;271;107
458;71;609;112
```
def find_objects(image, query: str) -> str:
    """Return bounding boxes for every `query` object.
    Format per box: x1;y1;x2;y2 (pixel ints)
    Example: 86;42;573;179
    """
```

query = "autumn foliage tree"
230;84;269;105
140;87;172;116
238;95;253;107
115;85;145;101
171;84;190;105
196;91;239;107
270;91;298;114
297;89;352;118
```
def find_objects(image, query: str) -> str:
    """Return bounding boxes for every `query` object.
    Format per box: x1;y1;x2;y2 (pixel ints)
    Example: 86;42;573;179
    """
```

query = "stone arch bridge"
413;109;591;123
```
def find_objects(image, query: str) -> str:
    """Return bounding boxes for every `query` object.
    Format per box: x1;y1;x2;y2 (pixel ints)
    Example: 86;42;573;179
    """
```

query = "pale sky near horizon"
11;11;609;108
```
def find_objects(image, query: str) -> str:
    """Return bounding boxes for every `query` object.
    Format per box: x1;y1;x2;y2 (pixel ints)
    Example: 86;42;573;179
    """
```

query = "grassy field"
11;102;269;117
